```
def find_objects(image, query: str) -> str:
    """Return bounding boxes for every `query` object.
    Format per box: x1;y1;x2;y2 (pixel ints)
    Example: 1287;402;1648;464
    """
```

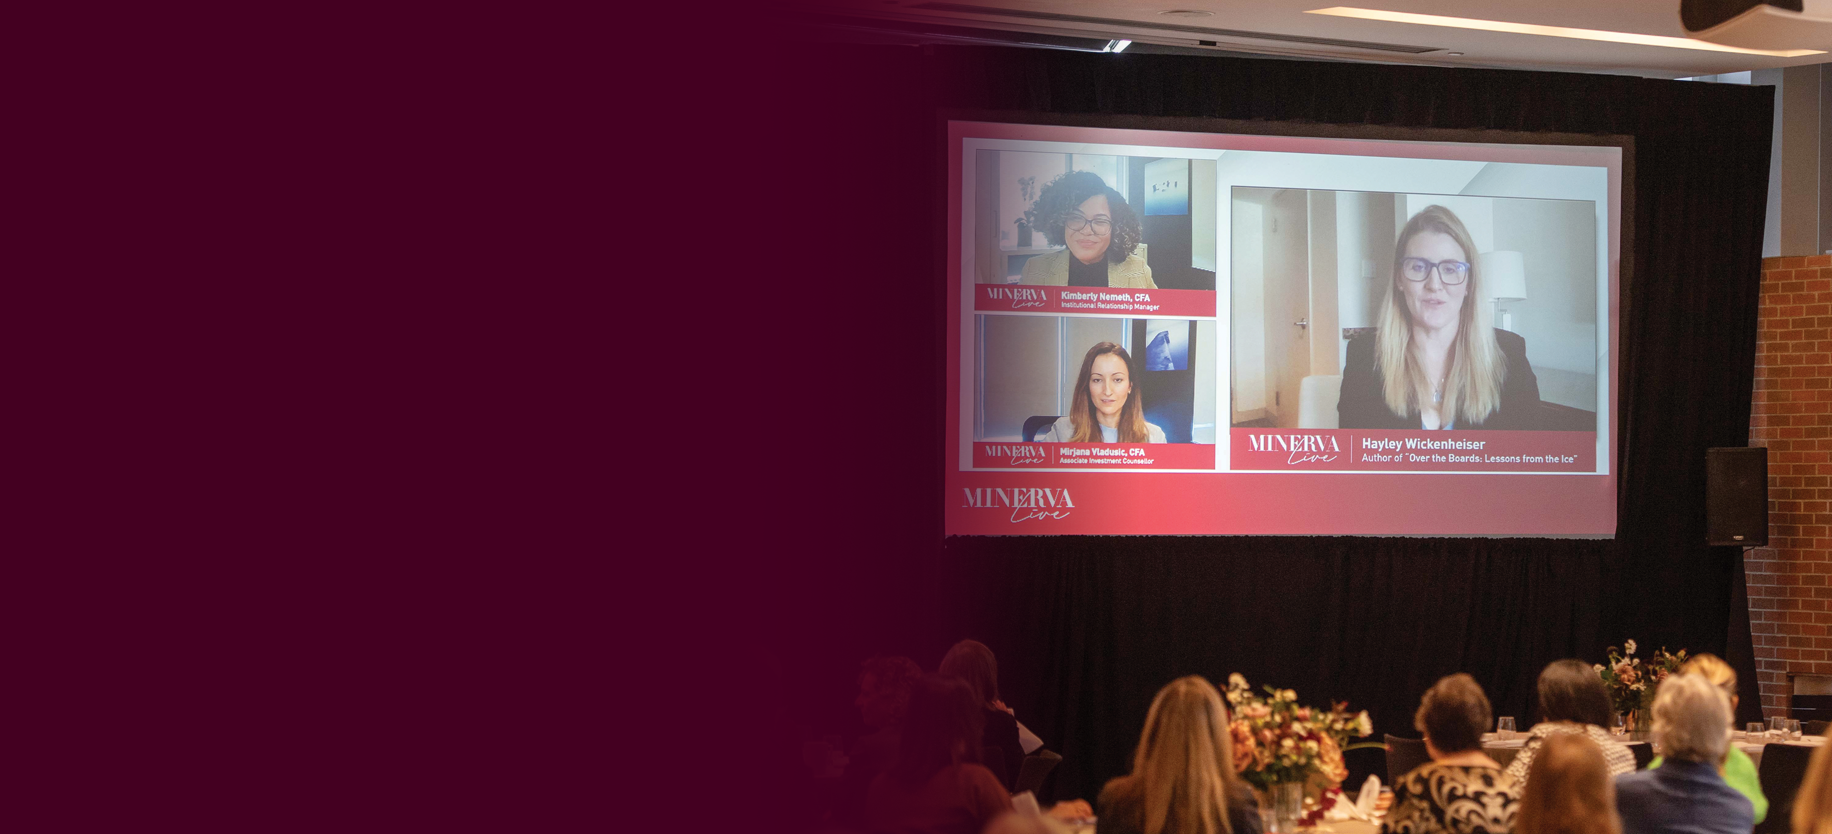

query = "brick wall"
1748;253;1832;717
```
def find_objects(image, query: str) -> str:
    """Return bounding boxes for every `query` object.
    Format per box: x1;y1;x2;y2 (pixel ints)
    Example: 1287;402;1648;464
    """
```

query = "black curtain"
772;44;1772;805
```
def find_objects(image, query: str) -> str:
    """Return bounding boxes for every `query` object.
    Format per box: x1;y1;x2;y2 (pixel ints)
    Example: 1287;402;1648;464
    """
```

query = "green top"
1648;746;1767;824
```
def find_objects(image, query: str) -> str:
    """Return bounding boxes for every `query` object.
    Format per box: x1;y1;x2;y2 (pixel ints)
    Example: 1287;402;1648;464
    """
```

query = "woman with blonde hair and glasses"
1338;205;1543;430
1097;676;1261;834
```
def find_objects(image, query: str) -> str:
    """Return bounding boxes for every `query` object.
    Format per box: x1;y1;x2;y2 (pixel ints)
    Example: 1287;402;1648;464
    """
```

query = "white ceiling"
813;0;1829;78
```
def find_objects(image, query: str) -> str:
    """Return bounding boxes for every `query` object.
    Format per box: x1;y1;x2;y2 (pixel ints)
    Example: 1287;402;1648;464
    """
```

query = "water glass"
1772;716;1787;739
1749;722;1767;739
1790;719;1804;740
1613;715;1628;736
1498;717;1516;740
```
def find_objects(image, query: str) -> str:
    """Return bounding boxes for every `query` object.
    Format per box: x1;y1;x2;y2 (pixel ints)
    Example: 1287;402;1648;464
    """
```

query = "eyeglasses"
1400;257;1470;285
1065;214;1112;235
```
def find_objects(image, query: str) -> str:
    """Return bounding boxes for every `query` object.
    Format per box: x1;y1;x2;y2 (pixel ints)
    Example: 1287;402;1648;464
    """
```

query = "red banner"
973;284;1215;318
1228;429;1597;472
973;442;1216;470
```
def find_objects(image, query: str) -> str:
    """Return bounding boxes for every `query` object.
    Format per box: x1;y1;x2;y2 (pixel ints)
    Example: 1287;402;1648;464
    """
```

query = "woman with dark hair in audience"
1646;654;1766;824
1791;742;1832;834
938;639;1025;791
1097;675;1261;834
1516;733;1622;834
1613;674;1753;834
1019;170;1156;289
1381;673;1520;834
1504;659;1636;786
865;674;1012;834
837;656;925;827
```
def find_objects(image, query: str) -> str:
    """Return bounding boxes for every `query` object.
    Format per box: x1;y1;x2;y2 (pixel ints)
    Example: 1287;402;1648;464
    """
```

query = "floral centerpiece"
1597;639;1688;728
1225;674;1376;829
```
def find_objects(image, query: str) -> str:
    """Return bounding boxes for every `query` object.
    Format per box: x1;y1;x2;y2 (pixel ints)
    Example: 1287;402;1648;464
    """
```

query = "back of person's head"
894;674;984;784
1679;653;1738;710
1413;673;1492;755
1794;743;1832;834
1114;675;1242;834
859;656;923;729
1651;673;1731;763
1536;659;1614;728
1516;733;1622;834
940;639;1000;707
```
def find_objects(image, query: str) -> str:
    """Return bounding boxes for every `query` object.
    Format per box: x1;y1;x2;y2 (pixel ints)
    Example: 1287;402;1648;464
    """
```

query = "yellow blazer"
1019;250;1156;289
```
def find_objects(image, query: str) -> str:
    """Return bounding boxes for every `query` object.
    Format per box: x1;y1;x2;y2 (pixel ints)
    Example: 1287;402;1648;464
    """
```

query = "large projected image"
945;121;1623;537
1229;189;1601;474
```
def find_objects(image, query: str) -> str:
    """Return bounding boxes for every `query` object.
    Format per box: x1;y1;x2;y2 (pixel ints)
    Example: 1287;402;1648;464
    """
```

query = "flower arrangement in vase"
1225;674;1377;830
1597;639;1688;731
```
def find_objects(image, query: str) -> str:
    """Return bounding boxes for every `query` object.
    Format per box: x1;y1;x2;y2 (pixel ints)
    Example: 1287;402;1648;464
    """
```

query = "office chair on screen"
1385;735;1429;786
1022;416;1060;442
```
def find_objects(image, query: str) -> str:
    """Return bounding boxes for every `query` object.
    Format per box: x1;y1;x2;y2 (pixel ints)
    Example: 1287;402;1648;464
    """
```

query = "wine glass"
1614;715;1629;736
1498;717;1516;740
1790;719;1804;740
1772;716;1786;739
1748;722;1767;739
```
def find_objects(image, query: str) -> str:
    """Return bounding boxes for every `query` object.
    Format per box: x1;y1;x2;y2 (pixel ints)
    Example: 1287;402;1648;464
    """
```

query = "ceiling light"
1104;39;1133;52
1306;6;1824;57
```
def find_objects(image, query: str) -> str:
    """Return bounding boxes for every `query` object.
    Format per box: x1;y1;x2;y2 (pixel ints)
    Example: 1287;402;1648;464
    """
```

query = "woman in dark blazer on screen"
1338;205;1543;430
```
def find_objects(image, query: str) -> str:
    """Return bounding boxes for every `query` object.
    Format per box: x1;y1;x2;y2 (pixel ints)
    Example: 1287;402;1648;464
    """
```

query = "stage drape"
776;44;1772;804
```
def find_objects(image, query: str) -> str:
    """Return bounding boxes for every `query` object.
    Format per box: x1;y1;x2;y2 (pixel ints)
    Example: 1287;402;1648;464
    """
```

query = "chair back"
1629;741;1653;770
1022;416;1060;442
1806;719;1830;737
1015;749;1062;797
1754;743;1818;834
1298;375;1343;429
1385;735;1430;786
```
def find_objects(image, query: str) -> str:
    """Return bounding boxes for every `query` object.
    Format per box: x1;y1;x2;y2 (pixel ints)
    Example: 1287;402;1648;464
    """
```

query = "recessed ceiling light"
1306;6;1824;57
1159;9;1215;17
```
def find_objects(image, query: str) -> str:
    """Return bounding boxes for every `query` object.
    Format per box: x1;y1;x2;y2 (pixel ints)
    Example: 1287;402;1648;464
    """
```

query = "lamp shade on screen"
1481;250;1528;302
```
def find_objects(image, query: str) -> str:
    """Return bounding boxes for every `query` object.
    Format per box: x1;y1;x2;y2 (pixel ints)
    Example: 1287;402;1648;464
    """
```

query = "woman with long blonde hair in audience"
1516;733;1621;834
1794;742;1832;834
1097;675;1261;834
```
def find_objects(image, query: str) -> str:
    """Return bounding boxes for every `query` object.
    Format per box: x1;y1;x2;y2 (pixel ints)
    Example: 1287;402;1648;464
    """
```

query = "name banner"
973;442;1217;470
975;285;1215;318
1229;429;1597;473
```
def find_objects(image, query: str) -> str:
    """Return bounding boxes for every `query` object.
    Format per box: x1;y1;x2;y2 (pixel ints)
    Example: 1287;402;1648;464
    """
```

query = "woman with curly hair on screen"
1020;170;1156;289
1036;342;1166;444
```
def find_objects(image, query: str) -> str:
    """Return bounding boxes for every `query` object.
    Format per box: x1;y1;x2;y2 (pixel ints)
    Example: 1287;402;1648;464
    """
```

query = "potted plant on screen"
1226;674;1376;832
1013;175;1037;247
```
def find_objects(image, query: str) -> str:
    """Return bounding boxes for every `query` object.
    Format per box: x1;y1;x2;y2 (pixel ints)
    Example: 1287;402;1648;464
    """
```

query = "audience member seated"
939;640;1026;791
1516;733;1622;834
1646;654;1766;824
1505;660;1637;786
866;675;1012;834
1791;743;1832;834
1097;675;1262;834
1613;674;1753;834
837;656;924;827
1382;673;1520;834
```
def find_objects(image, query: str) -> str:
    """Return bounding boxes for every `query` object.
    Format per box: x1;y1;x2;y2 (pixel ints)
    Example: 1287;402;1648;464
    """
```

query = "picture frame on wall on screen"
945;114;1628;537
